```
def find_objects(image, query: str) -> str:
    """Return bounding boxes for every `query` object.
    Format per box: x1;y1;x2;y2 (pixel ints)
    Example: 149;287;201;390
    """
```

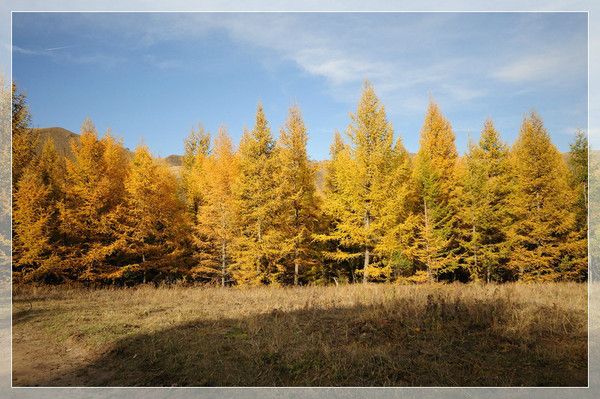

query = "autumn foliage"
12;82;588;285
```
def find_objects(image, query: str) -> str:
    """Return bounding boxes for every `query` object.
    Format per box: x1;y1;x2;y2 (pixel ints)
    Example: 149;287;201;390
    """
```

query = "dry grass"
12;282;587;387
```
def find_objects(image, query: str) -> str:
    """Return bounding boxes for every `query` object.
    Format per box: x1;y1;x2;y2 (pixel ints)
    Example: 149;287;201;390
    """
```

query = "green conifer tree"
460;120;513;282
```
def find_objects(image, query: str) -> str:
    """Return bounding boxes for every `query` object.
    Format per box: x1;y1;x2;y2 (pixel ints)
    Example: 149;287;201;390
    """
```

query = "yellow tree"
324;82;397;283
60;119;129;278
508;113;580;281
11;83;37;188
459;120;513;282
376;137;415;280
232;104;281;285
275;105;320;285
193;127;239;285
412;100;460;282
317;131;358;283
181;125;210;218
118;145;188;282
13;140;65;281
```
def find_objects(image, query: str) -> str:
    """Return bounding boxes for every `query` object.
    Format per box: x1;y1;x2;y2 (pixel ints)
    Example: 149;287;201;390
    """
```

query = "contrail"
45;45;75;51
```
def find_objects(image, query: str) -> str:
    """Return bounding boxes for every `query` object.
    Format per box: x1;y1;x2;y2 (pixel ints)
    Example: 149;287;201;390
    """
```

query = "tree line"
12;82;588;285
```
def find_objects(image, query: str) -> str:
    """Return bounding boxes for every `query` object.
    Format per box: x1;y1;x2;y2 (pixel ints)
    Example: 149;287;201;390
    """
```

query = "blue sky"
12;12;587;159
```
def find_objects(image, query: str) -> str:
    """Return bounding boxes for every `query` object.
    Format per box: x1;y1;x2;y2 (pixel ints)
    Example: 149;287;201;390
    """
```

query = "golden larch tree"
412;100;460;282
117;144;188;282
59;119;129;279
232;104;282;285
181;125;211;218
11;83;37;188
508;112;580;281
317;131;358;283
13;140;65;281
193;127;239;285
275;105;320;285
376;137;415;281
324;82;397;283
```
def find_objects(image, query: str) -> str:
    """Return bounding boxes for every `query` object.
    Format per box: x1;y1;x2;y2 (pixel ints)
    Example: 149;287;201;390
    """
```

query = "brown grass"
12;282;587;387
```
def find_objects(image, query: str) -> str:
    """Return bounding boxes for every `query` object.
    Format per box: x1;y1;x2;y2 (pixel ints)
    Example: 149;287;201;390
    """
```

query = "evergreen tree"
460;120;513;282
564;129;588;281
193;127;239;285
412;100;460;282
568;129;588;233
508;112;580;281
232;104;281;285
276;105;320;285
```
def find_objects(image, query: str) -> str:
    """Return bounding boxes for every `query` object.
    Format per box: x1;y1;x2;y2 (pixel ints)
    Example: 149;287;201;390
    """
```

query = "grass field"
12;283;587;387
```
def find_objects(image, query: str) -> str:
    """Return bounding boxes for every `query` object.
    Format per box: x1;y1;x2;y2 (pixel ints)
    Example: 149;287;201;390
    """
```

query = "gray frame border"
0;1;597;398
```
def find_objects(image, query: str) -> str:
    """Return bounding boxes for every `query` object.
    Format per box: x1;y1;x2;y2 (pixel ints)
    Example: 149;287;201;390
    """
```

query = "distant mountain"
33;127;79;159
164;154;183;167
33;127;183;167
31;127;581;179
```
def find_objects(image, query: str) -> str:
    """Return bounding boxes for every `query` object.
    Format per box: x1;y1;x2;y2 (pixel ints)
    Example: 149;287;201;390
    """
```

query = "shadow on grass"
21;295;588;387
12;308;56;326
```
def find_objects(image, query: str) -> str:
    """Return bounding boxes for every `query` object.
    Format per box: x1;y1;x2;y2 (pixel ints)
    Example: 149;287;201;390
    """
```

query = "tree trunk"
256;219;262;274
363;210;370;284
221;240;226;287
472;223;478;279
294;208;300;286
294;248;299;286
363;247;370;284
142;253;146;284
423;199;433;283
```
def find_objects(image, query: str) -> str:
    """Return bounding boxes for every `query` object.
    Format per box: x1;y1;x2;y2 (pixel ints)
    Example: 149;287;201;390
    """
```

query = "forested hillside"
12;82;588;285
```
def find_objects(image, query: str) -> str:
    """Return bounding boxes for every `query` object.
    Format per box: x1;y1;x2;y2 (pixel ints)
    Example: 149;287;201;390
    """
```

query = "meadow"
12;282;587;387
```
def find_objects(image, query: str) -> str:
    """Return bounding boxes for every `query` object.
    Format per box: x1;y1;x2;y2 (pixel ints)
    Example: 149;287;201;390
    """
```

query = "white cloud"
493;45;586;84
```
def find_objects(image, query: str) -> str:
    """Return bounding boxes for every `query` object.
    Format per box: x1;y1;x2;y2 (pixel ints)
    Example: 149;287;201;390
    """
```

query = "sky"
12;12;588;159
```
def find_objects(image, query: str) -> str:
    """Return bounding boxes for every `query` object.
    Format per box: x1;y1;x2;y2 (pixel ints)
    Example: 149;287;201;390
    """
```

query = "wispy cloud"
44;45;76;51
142;54;184;70
13;44;124;68
493;50;577;83
12;45;41;56
22;13;583;108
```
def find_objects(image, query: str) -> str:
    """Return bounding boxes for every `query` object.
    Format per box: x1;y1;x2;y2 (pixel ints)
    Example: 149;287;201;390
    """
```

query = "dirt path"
12;331;102;386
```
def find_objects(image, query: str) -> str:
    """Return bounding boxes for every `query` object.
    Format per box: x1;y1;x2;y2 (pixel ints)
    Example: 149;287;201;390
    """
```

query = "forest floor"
12;282;588;387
